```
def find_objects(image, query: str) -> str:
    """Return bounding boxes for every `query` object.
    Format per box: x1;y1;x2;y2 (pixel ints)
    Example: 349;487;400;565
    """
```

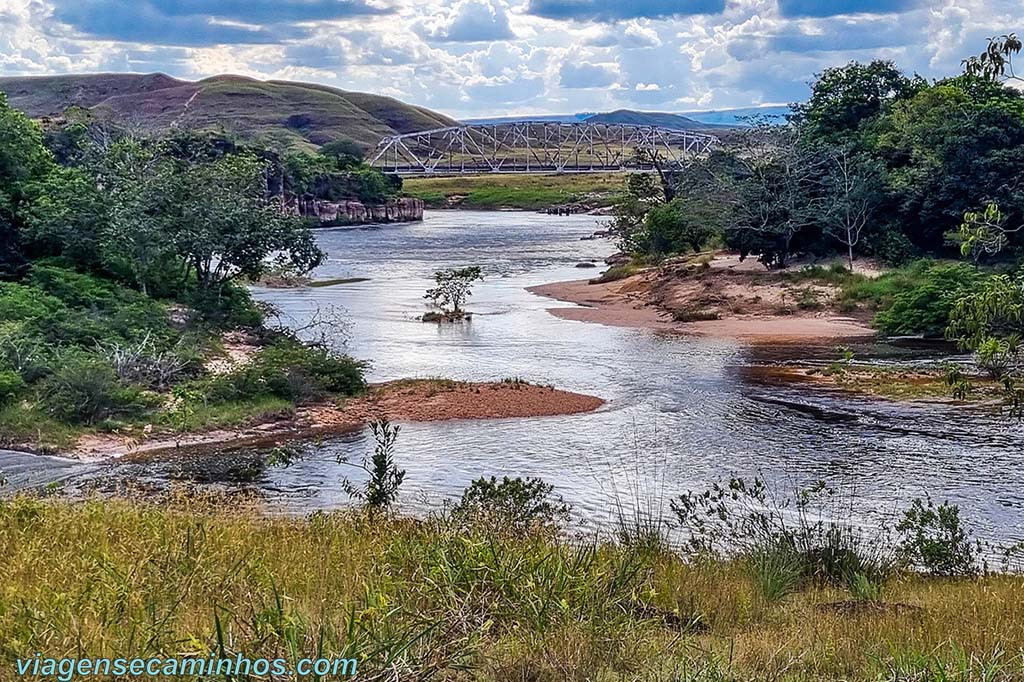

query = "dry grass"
1;496;1022;680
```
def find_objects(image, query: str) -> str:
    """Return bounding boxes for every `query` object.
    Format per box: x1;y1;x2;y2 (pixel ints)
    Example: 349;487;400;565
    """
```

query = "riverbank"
2;496;1022;681
529;253;876;342
404;172;623;211
62;379;604;460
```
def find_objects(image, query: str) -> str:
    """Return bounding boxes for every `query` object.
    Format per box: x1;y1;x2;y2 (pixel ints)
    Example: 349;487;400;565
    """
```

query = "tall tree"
0;92;53;278
794;60;919;143
165;153;324;295
819;147;883;270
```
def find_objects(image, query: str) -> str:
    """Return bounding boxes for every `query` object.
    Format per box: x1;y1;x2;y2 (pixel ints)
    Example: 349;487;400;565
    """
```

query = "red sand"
68;380;605;460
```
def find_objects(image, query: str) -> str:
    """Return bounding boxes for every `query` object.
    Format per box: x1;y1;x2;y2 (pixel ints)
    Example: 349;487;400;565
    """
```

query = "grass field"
2;496;1022;681
404;172;627;210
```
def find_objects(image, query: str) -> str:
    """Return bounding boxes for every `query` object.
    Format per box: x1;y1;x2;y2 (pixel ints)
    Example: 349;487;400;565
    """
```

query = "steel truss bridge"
368;122;719;175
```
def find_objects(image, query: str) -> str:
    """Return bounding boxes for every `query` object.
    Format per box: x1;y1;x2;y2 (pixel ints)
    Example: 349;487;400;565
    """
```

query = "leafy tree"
610;172;663;254
163;153;324;295
0;91;53;277
98;140;176;295
643;197;719;255
320;138;367;168
794;60;920;143
23;166;108;266
424;266;483;315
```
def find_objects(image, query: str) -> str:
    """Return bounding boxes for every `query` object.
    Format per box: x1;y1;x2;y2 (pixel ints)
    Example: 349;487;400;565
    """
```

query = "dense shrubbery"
199;339;366;405
0;91;365;445
613;43;1024;270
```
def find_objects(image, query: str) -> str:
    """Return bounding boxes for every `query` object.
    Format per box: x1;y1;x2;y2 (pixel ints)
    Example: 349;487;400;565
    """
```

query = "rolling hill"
583;109;725;131
0;73;457;150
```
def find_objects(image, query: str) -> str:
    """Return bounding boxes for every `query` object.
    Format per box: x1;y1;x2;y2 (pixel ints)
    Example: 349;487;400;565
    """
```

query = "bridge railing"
368;121;719;175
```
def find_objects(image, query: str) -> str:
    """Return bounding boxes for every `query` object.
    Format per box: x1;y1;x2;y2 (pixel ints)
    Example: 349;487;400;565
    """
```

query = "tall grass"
2;494;1024;680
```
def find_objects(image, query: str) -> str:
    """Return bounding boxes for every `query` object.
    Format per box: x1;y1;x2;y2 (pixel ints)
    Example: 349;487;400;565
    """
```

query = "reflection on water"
2;210;1022;541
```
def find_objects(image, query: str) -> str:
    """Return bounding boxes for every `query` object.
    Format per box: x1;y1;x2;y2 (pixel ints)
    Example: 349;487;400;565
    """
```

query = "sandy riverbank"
64;379;604;461
529;254;875;342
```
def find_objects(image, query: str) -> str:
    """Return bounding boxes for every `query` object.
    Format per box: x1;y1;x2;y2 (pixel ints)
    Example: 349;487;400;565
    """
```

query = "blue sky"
0;0;1020;117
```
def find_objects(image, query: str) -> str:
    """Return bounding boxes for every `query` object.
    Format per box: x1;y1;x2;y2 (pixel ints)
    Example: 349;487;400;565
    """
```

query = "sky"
0;0;1021;118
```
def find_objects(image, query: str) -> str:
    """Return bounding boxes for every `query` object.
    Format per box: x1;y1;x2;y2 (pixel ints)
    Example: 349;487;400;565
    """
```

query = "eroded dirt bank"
66;380;605;461
529;253;875;342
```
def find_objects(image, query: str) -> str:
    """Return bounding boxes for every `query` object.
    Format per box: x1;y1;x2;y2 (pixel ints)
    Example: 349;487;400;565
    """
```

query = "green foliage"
200;340;366;406
319;138;367;167
872;263;982;336
424;266;483;315
0;90;54;278
641;197;720;256
897;497;977;577
946;273;1023;355
37;351;156;425
22;166;107;267
0;370;25;406
284;150;399;204
451;476;572;537
340;419;406;511
671;478;896;589
794;60;921;142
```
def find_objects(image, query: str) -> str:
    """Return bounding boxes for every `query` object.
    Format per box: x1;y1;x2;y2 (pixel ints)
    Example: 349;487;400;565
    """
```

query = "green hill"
584;109;726;131
0;72;457;151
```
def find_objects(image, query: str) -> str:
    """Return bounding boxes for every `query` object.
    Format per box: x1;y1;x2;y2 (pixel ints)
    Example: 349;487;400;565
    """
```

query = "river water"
2;211;1023;541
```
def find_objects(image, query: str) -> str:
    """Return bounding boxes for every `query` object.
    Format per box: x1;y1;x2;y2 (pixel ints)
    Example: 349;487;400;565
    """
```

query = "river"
2;210;1022;542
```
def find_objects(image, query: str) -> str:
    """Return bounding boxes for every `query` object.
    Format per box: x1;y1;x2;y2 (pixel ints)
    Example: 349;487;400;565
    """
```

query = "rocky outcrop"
286;196;424;226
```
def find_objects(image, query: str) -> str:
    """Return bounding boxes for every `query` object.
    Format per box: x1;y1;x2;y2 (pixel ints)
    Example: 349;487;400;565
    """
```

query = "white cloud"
415;0;514;42
1;0;1024;117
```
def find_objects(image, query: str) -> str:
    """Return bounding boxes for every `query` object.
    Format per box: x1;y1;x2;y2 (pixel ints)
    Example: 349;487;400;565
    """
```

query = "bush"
897;497;977;576
671;478;896;589
186;282;264;329
451;476;571;537
38;352;156;425
872;263;981;337
0;370;25;405
0;281;66;322
202;341;366;405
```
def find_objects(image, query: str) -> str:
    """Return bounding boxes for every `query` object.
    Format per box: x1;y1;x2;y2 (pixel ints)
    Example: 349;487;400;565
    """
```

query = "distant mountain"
681;105;790;126
462;113;589;124
462;105;790;129
0;73;458;150
582;109;725;131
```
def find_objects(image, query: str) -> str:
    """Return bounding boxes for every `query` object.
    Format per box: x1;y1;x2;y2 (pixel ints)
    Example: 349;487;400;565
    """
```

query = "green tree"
164;153;324;295
610;172;663;254
23;166;108;266
794;60;920;143
643;197;719;255
0;91;53;277
424;266;483;315
98;140;176;295
320;138;367;169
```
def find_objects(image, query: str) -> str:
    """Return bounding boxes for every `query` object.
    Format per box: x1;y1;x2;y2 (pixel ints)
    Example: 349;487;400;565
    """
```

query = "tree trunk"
848;242;855;272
